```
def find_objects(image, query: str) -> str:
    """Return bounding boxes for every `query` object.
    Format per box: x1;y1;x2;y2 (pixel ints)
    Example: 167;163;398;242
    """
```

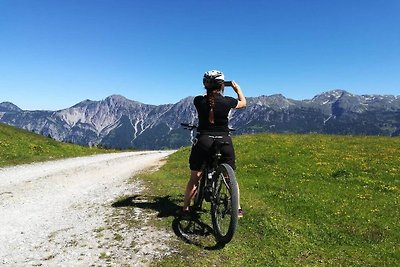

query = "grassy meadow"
1;121;398;266
0;122;113;167
135;133;399;266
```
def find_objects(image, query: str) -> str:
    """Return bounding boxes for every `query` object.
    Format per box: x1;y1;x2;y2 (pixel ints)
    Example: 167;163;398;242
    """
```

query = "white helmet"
203;70;224;90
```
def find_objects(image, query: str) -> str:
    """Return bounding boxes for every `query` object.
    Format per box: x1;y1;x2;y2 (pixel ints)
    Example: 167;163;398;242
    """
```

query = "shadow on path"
112;195;225;250
112;194;179;218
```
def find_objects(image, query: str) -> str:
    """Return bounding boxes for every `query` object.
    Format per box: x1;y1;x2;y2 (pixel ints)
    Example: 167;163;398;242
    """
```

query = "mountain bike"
181;123;239;244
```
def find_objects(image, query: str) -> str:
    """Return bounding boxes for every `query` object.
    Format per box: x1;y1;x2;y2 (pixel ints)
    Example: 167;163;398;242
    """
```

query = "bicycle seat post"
210;137;223;168
215;142;222;160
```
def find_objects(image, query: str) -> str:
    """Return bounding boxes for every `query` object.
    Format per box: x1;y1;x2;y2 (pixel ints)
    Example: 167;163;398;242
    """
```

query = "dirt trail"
0;151;175;266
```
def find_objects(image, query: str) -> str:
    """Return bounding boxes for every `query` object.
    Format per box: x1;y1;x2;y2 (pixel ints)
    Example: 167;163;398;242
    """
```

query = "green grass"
0;122;114;167
136;133;399;266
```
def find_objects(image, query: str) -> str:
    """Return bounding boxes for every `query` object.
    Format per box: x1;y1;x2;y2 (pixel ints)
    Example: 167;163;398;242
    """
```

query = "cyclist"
179;70;247;218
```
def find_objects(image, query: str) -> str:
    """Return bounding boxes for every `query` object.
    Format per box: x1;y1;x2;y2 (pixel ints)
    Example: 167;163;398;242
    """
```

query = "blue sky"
1;0;399;110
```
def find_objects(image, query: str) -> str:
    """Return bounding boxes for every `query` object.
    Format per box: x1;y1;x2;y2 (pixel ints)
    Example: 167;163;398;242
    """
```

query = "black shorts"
189;134;236;171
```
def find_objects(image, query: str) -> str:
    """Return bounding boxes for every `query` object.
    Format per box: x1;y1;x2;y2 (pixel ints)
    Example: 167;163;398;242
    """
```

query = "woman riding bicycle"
180;70;247;217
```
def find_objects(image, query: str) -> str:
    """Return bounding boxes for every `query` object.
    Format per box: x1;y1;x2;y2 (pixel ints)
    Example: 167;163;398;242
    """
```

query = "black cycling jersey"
194;94;238;133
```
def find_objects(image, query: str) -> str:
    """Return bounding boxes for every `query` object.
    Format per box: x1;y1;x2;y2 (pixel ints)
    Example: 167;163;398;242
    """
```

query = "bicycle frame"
181;124;229;207
182;123;239;244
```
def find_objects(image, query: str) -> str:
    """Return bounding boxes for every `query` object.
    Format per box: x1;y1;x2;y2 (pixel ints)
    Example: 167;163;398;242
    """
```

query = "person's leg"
184;135;212;211
221;136;243;215
237;182;242;210
237;183;244;217
182;170;202;211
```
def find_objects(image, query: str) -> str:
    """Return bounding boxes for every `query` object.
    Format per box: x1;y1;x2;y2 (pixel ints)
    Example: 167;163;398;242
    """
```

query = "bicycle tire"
211;163;239;244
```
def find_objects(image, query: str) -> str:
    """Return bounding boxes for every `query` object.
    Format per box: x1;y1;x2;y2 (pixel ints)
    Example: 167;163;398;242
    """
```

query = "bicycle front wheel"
211;163;239;244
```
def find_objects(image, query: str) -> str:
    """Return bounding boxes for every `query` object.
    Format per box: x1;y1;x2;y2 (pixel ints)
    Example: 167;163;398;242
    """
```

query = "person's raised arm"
232;81;246;109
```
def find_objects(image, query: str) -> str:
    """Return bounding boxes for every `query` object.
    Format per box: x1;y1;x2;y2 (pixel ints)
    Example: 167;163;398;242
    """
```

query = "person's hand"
231;80;246;108
231;80;241;93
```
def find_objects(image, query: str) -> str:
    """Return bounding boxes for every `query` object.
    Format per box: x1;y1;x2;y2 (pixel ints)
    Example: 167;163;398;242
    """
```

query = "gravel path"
0;151;175;266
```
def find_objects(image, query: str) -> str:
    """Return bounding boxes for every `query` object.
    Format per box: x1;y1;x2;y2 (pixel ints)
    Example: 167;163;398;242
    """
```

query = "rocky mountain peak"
249;94;293;109
310;89;351;105
71;99;96;109
0;102;22;112
105;94;130;103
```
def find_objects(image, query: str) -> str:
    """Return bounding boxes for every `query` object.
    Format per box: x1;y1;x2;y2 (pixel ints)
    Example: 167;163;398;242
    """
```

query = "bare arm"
232;81;247;109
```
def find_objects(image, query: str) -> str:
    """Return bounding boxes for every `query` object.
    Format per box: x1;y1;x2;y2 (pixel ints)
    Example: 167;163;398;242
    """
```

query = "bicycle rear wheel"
211;163;239;244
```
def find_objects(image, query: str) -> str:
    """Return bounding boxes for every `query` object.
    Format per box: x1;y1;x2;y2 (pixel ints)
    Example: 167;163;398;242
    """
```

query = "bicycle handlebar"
180;123;197;130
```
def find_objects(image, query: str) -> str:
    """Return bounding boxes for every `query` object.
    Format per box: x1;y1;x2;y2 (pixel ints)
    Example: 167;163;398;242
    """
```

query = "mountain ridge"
1;90;399;149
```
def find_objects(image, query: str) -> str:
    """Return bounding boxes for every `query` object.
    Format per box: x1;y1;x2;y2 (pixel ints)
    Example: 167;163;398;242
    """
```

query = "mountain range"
1;90;399;149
